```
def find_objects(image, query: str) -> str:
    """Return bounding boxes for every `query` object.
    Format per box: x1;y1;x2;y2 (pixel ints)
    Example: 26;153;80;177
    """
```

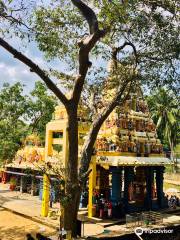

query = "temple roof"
5;161;42;170
96;156;171;166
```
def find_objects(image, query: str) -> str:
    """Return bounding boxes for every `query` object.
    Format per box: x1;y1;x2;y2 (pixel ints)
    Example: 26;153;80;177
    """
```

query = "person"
176;197;180;207
98;199;104;218
99;194;105;218
50;190;53;208
168;195;177;209
36;233;51;240
168;197;171;208
104;200;108;218
173;196;176;209
107;201;112;218
136;141;141;155
26;234;35;240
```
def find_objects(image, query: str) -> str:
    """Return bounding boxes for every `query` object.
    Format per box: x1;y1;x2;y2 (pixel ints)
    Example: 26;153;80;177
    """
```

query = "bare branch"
1;14;32;31
112;41;138;67
71;0;99;34
0;38;69;106
0;1;34;31
72;31;106;104
70;1;107;105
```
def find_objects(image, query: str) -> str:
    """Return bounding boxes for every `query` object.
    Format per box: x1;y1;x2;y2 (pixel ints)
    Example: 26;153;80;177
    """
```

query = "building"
1;85;171;219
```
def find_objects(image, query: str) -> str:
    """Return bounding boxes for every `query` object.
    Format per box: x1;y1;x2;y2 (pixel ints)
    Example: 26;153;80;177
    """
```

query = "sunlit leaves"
33;2;86;67
147;88;180;148
0;0;179;100
28;81;57;143
0;82;29;163
0;81;57;163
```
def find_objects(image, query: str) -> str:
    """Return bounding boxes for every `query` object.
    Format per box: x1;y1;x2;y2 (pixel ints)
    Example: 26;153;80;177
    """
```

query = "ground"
1;183;180;239
0;209;55;240
0;183;104;239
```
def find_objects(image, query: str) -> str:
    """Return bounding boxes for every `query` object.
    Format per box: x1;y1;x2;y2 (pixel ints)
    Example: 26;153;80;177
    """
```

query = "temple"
1;77;171;219
86;62;170;218
88;87;170;218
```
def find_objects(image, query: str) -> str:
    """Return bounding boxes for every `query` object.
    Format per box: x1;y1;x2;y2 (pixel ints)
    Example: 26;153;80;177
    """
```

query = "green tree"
0;81;57;163
147;88;180;164
0;82;28;163
28;81;57;144
0;0;179;236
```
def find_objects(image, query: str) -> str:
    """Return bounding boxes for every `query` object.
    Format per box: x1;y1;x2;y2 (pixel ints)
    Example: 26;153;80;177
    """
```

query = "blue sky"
0;40;43;93
0;35;107;95
0;35;79;95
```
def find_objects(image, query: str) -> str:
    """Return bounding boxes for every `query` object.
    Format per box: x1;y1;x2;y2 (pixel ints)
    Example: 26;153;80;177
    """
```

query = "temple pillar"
109;167;122;218
145;167;153;210
20;176;27;193
2;171;8;184
156;166;166;208
88;157;96;218
41;174;50;217
132;94;137;111
124;167;134;212
31;177;36;196
110;167;122;202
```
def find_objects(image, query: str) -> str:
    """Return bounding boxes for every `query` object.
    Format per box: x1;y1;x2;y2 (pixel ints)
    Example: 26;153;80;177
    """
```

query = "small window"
52;144;63;153
53;132;63;138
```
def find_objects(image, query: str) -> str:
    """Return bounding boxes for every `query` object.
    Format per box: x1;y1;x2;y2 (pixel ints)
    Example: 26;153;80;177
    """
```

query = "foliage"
147;88;180;151
0;81;57;163
27;81;57;144
0;82;29;164
174;144;180;158
29;0;179;93
1;0;179;97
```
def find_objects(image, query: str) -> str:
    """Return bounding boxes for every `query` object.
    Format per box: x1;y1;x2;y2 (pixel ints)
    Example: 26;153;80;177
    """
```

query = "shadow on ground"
0;190;11;194
0;226;30;240
0;195;11;206
88;225;180;240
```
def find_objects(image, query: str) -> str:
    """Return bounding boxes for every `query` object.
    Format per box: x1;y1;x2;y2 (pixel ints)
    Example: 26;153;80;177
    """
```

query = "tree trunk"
79;80;130;178
62;189;81;236
61;104;81;237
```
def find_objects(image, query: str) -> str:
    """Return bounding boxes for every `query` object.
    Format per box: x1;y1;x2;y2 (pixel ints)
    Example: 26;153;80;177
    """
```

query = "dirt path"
0;209;56;240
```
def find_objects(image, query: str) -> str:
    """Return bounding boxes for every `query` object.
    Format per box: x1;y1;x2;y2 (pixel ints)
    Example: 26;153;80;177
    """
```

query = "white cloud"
0;48;37;92
0;40;45;93
7;67;16;78
0;38;69;95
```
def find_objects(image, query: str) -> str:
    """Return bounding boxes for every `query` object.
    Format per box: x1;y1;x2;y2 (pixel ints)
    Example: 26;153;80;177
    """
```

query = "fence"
126;211;163;228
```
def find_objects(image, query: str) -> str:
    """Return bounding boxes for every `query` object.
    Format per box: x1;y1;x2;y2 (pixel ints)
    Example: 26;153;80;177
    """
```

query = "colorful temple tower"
88;86;170;218
87;61;170;218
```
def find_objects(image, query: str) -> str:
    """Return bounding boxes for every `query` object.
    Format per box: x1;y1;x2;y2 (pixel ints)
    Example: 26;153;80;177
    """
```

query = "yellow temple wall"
45;120;69;167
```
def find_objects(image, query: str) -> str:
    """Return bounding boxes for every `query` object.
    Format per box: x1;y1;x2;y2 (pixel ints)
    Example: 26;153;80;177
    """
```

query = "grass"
164;173;180;181
164;182;180;192
175;144;180;158
165;165;174;173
